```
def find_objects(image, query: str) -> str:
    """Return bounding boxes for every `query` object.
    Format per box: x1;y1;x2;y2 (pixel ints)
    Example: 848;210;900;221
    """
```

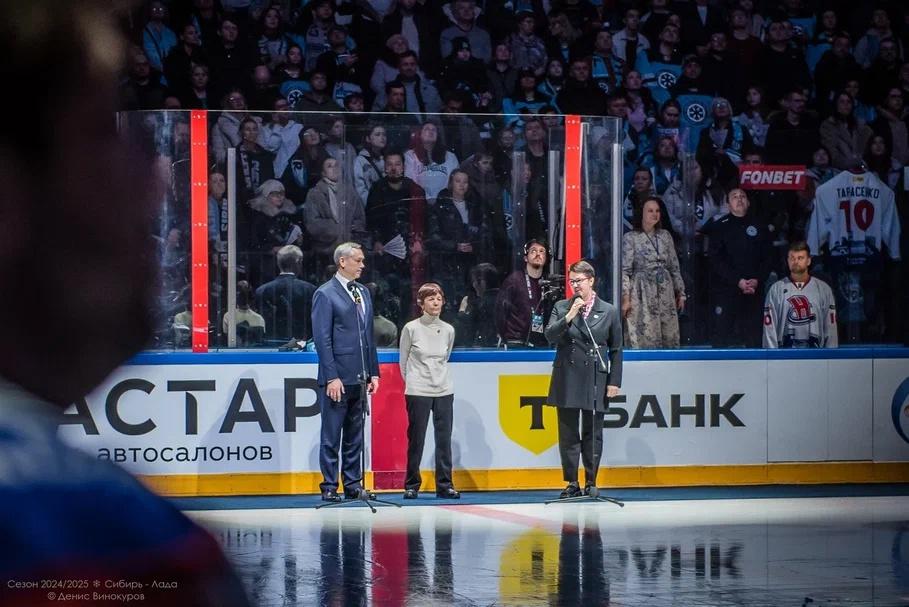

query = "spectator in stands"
872;88;909;165
235;116;275;204
247;64;279;110
460;149;508;268
456;263;501;347
545;11;582;65
503;69;552;130
622;196;686;348
588;27;623;96
300;0;337;72
855;9;902;69
522;117;552;242
370;34;410;99
368;83;416;156
441;0;493;63
405;122;460;204
164;22;207;98
180;64;213;109
256;5;293;70
365;282;399;347
864;134;902;190
293;69;342;113
495;239;550;348
380;0;440;78
304;157;366;275
247;179;302;258
843;78;877;124
821;91;874;170
427;169;490;311
613;7;650;71
508;11;548;76
389;51;443;116
223;280;266;345
765;89;820;165
210;89;255;165
814;32;861;113
701;31;742;103
651;98;682;145
620;70;658;134
697;97;754;174
121;50;168;110
736;0;765;39
727;7;763;68
648;136;682;196
438;37;493;113
641;0;673;44
865;38;902;105
208;169;227;252
366;150;428;323
276;43;306;105
316;24;366;96
758;18;811;108
261;97;302;179
678;0;725;55
142;0;177;74
207;17;256;102
807;145;838;186
485;43;518;114
623;167;656;228
281;127;328;201
439;92;485;161
705;188;773;347
185;0;223;49
255;245;316;342
354;124;386;203
663;158;728;236
557;56;608;116
323;115;357;181
736;85;770;149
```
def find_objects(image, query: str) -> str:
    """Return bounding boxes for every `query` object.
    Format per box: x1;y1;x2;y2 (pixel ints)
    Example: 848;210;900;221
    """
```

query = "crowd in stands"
120;0;909;348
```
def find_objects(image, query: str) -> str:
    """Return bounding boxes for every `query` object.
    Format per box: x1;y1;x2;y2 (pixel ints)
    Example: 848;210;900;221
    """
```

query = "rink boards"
57;349;909;496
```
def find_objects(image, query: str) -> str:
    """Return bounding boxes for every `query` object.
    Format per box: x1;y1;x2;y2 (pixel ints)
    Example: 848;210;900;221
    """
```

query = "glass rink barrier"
122;108;908;351
122;109;624;351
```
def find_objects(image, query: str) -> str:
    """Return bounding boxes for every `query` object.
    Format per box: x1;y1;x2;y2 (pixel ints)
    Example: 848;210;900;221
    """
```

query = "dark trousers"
710;290;763;348
405;394;454;491
319;384;365;494
557;407;605;485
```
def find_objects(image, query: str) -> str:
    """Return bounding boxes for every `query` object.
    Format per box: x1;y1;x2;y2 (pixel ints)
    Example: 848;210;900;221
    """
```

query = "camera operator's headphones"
523;239;550;257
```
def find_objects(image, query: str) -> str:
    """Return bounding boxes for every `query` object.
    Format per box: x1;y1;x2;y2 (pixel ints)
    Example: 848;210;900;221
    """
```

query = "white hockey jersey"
763;276;838;348
806;170;901;260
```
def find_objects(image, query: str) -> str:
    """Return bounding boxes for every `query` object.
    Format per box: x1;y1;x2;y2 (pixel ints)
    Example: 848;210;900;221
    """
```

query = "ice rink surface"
187;492;909;606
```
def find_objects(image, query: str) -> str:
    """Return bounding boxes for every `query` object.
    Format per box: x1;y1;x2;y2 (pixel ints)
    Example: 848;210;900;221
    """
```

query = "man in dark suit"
311;242;381;502
544;260;623;499
254;244;316;343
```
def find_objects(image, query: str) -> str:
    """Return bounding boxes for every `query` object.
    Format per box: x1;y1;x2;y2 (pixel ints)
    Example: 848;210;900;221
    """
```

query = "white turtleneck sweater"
399;313;455;396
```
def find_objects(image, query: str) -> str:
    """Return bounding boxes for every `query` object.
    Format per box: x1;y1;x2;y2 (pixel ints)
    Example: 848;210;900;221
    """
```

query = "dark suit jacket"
255;273;316;341
311;276;380;386
545;296;623;412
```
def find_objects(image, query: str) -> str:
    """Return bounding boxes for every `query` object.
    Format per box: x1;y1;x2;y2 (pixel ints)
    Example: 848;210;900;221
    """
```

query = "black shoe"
436;487;461;499
345;488;376;500
559;482;582;499
584;483;597;496
321;490;342;502
403;489;419;499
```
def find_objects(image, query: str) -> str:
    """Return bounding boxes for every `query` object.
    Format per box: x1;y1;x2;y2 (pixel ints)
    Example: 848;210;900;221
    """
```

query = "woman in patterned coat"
621;196;687;348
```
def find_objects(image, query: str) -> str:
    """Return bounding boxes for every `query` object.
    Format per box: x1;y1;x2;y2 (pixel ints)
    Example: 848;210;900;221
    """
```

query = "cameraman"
495;239;552;348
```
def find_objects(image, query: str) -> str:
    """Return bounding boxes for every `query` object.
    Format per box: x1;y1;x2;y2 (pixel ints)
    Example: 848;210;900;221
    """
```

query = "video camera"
540;274;565;300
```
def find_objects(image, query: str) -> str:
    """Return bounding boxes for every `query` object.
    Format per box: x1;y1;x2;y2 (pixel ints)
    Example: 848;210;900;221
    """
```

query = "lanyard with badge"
527;273;544;333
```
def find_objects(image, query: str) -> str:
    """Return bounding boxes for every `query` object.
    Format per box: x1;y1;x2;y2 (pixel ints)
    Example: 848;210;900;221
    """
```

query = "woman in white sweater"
399;283;459;499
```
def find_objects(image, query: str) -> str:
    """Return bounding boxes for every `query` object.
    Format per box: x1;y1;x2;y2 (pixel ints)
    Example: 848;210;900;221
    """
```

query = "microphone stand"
546;298;624;508
317;281;400;513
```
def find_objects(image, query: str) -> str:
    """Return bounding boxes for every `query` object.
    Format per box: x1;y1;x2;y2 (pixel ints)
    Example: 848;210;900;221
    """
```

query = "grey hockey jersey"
763;276;838;348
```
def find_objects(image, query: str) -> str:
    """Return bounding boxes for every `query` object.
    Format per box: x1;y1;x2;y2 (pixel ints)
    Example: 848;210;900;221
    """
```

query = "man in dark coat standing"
545;260;623;499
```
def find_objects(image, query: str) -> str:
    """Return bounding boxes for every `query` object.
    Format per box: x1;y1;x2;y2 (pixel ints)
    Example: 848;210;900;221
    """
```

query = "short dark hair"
385;80;405;94
524;239;548;255
383;149;404;164
568;260;595;278
789;240;810;254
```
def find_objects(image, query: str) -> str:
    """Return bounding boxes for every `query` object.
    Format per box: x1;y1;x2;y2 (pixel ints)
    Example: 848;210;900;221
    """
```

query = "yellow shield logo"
499;529;560;605
499;375;559;454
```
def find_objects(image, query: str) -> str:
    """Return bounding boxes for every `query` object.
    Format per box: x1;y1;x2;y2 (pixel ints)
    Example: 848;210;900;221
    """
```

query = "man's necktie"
351;285;365;323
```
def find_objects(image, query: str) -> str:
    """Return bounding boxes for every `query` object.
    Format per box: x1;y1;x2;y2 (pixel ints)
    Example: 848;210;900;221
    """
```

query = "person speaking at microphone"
311;242;380;502
544;260;623;499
